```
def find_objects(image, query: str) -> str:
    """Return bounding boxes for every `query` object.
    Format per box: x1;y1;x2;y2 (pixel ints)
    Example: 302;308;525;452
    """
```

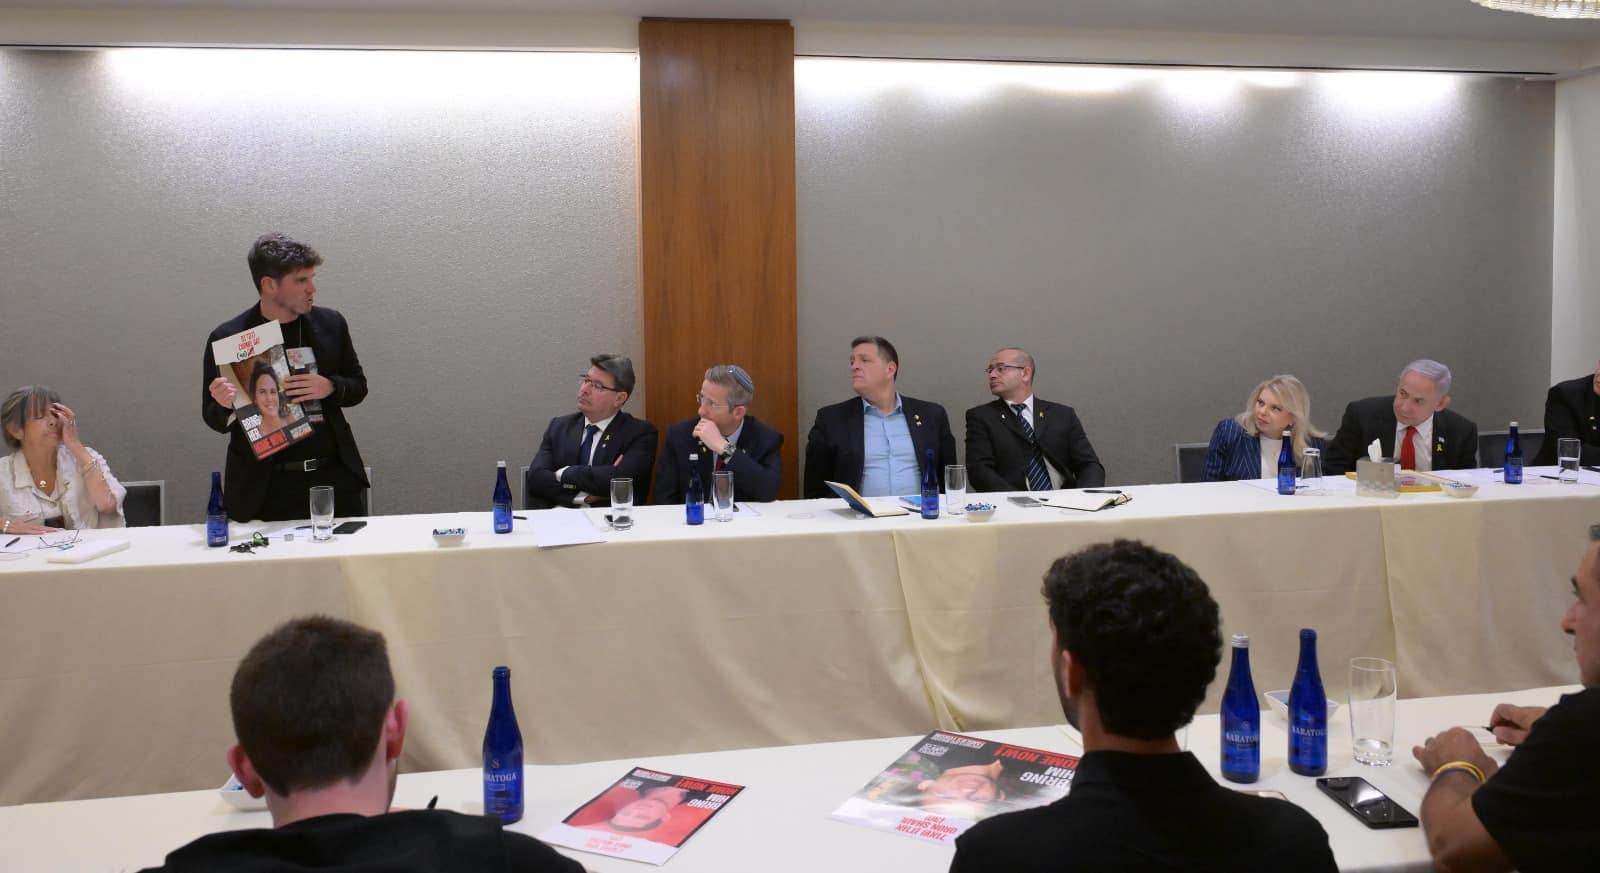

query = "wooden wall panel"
639;18;799;498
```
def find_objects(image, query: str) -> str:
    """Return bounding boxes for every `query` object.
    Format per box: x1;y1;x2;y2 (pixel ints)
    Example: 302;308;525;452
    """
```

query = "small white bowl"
432;527;467;547
964;503;997;522
219;774;268;811
1264;689;1341;721
1442;483;1479;499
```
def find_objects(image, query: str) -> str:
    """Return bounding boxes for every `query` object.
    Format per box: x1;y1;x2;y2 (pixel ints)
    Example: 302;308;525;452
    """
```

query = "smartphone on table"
1316;776;1419;828
1007;496;1043;507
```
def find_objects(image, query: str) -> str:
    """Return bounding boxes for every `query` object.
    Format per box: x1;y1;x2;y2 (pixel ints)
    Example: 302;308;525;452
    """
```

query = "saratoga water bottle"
482;666;524;823
1276;430;1296;495
206;471;228;547
1288;628;1329;776
1504;421;1523;485
920;448;940;519
1219;633;1260;783
492;461;514;534
686;453;705;525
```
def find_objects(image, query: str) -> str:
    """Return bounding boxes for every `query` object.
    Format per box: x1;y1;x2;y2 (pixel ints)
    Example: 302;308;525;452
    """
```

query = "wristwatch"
719;443;737;462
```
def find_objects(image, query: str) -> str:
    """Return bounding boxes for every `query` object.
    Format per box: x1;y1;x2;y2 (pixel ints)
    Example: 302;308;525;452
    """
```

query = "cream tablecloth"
0;472;1591;804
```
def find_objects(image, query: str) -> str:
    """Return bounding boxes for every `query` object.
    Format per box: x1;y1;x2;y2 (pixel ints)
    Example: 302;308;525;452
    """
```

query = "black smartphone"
332;521;367;535
1007;495;1043;507
1316;776;1419;829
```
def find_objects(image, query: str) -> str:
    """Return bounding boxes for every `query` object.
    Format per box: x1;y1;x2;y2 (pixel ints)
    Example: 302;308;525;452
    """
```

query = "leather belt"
273;458;331;473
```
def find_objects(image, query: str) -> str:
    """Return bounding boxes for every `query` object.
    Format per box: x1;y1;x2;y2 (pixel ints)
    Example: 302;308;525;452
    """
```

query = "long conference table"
1;685;1578;872
0;468;1592;806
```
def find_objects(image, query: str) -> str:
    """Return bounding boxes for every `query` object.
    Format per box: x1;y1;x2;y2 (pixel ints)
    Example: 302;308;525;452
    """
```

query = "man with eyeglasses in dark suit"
965;347;1105;493
525;353;658;509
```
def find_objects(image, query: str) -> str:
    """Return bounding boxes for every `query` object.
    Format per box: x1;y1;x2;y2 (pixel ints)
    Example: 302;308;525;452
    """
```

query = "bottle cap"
492;665;510;678
497;460;507;467
1300;628;1316;640
1510;421;1518;427
1231;633;1249;646
689;453;699;460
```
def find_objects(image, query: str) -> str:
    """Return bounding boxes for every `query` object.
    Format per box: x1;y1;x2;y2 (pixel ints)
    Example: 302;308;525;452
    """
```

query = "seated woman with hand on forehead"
1202;375;1327;482
0;385;126;534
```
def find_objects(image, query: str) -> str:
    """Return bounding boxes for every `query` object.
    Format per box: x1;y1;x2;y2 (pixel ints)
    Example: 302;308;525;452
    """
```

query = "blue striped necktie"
1012;403;1052;492
578;424;599;466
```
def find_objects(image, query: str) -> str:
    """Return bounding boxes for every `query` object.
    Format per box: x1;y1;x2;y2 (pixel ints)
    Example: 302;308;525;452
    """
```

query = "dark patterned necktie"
578;424;599;466
1012;403;1052;492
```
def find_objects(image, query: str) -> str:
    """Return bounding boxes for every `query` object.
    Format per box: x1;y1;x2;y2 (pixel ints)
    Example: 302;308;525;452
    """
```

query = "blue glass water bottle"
1504;421;1523;485
686;453;705;525
920;448;940;519
483;665;524;823
1288;628;1328;776
1276;430;1296;495
1220;633;1260;783
206;471;228;547
492;461;514;534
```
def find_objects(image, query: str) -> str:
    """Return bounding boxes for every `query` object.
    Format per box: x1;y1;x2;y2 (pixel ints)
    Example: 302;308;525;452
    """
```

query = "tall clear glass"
944;465;967;515
1349;656;1397;766
309;485;335;541
609;477;634;531
712;470;735;522
1300;448;1324;494
1558;437;1582;484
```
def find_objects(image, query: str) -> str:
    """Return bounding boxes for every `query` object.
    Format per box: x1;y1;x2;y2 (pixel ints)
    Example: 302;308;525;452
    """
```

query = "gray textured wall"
0;48;641;521
796;61;1554;485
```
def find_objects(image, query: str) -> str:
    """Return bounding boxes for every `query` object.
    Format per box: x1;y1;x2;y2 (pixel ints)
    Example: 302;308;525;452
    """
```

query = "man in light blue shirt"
803;335;957;498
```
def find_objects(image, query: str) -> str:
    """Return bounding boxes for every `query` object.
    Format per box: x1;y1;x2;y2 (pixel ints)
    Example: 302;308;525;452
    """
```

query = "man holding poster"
203;233;370;522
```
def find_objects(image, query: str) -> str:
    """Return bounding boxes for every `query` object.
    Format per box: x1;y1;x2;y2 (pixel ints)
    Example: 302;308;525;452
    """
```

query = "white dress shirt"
0;445;126;529
1012;395;1065;490
1395;416;1436;472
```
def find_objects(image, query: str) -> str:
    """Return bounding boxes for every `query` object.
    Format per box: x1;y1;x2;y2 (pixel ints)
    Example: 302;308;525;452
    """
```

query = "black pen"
1585;466;1600;474
1540;474;1563;481
4;536;18;548
1084;489;1122;494
426;795;438;810
513;515;527;520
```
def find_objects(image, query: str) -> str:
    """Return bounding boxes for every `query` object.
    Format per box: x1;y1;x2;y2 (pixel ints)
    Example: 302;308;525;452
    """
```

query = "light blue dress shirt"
859;395;921;496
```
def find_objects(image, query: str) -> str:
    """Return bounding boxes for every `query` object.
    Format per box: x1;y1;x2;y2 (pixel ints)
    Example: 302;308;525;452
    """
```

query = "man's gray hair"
704;365;754;407
591;353;636;397
1401;359;1452;398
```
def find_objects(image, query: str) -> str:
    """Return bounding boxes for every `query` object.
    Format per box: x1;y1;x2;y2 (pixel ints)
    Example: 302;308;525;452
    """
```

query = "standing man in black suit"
1531;358;1600;466
1323;359;1479;475
203;233;370;522
965;347;1104;493
803;335;956;499
525;353;658;509
653;364;783;505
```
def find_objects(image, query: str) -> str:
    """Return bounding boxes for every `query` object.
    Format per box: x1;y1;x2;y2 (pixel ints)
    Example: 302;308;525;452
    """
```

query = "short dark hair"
230;616;395;796
591;353;636;396
248;233;324;294
1042;539;1222;739
851;335;899;375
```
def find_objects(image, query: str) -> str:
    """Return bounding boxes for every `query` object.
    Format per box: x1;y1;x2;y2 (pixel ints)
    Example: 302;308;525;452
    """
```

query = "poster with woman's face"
211;321;313;460
540;767;744;865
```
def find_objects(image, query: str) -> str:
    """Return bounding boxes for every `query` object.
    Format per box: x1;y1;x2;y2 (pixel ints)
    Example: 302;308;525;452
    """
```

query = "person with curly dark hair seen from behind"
951;540;1337;873
136;616;583;873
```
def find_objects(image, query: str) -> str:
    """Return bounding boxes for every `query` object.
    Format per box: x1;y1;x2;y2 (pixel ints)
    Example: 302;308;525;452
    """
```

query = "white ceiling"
13;0;1600;44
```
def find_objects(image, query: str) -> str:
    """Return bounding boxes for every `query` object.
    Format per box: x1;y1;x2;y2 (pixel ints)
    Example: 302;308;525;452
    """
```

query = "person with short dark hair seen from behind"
1530;358;1600;467
965;347;1105;492
1409;524;1600;873
526;353;658;509
950;539;1337;873
202;233;370;522
803;335;956;498
137;615;583;873
1322;358;1478;475
653;364;783;505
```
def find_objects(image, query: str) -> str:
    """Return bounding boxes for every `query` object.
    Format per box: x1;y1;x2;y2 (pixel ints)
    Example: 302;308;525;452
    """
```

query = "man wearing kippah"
1411;525;1600;873
652;364;783;505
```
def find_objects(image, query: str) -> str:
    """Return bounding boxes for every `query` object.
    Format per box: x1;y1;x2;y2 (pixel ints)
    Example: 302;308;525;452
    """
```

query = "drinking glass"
1558;437;1582;485
309;486;335;541
712;470;735;522
1299;448;1324;494
1349;657;1397;766
944;465;967;515
609;478;634;531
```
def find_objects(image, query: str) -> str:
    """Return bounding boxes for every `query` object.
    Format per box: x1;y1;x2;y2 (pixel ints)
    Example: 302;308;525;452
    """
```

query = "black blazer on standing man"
803;395;957;499
964;398;1105;492
525;411;658;509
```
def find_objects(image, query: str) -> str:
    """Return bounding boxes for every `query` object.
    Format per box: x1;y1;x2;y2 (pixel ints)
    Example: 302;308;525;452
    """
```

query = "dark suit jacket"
1201;417;1328;482
202;304;369;522
1532;373;1600;466
803;394;956;499
525;411;658;509
652;415;784;505
964;398;1104;492
1323;395;1478;475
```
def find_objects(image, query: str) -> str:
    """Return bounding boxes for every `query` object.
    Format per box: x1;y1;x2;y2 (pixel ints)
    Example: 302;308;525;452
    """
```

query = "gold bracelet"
1432;761;1487;784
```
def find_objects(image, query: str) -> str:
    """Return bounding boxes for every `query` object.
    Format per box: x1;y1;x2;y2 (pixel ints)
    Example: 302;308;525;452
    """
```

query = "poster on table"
540;767;745;865
831;731;1079;845
210;321;313;460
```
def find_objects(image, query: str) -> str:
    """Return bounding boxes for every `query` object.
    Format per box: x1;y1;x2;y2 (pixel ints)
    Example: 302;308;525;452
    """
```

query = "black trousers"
253;464;367;522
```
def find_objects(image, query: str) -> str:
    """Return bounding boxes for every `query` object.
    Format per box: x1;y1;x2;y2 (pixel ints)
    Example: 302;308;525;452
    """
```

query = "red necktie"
1399;426;1418;471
